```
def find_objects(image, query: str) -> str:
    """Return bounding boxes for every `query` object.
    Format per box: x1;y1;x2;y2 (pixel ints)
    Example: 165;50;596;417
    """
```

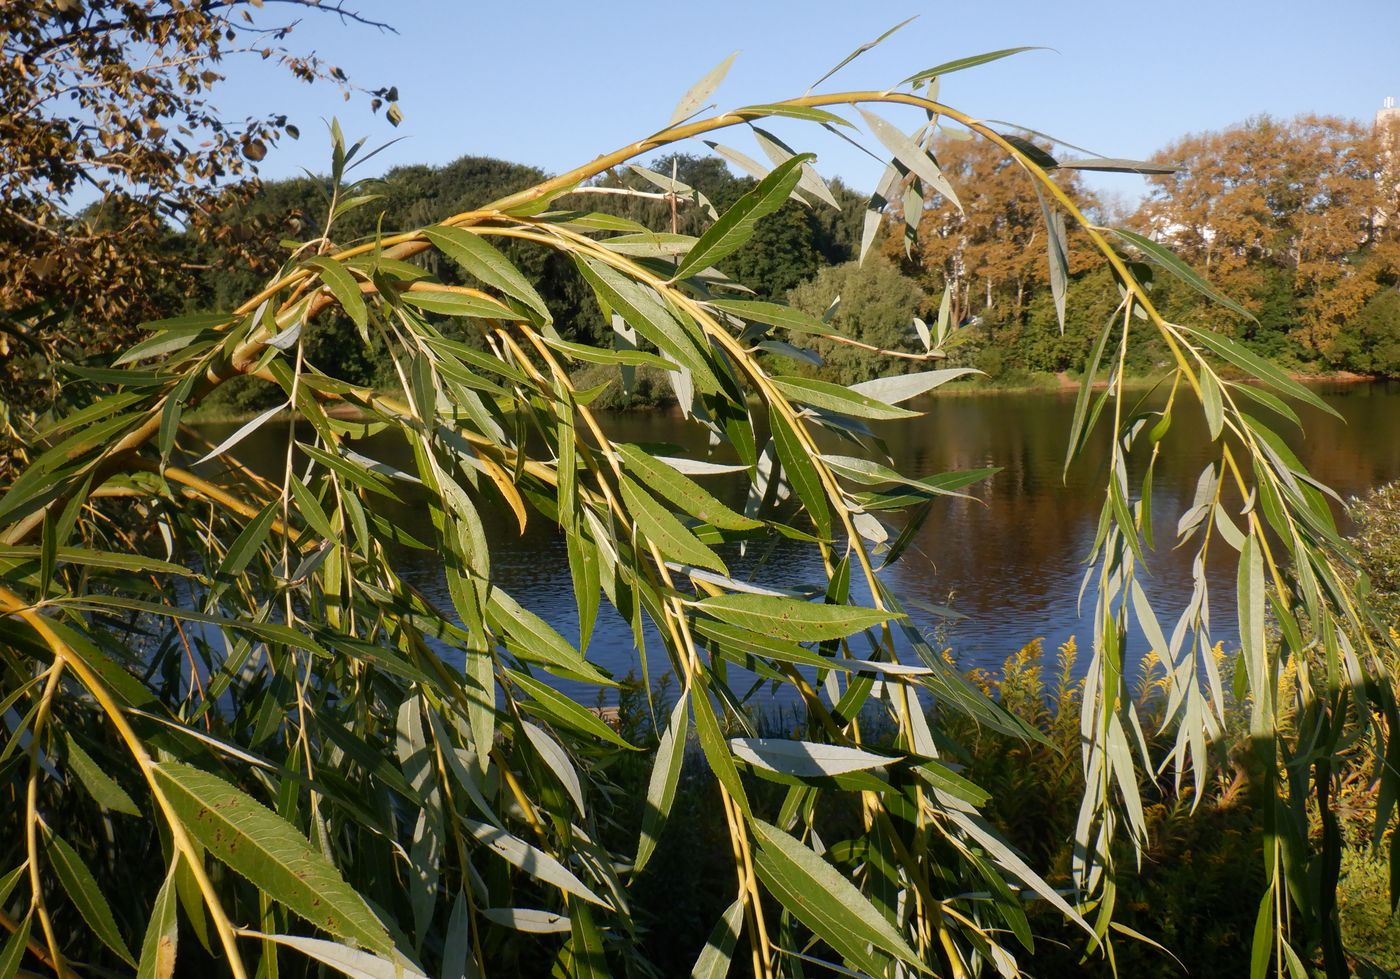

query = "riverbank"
186;367;1388;423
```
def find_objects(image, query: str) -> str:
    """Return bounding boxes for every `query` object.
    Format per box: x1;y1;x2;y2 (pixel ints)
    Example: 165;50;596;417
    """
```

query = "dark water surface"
202;381;1400;693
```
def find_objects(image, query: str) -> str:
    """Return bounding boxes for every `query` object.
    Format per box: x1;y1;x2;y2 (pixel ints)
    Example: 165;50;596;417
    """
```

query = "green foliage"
1351;480;1400;630
786;257;926;383
0;38;1393;979
1333;289;1400;375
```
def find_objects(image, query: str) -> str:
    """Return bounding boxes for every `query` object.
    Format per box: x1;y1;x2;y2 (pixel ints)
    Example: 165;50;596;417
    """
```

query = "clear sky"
221;0;1400;204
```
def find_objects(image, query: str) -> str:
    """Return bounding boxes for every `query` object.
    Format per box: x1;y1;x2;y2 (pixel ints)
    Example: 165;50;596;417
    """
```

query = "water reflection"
201;381;1400;697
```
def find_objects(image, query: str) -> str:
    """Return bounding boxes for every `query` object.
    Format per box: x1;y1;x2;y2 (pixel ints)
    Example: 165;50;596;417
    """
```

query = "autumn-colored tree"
884;134;1099;330
1137;115;1399;360
0;0;399;444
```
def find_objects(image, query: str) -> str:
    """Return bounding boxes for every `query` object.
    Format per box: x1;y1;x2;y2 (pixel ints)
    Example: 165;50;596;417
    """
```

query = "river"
202;380;1400;694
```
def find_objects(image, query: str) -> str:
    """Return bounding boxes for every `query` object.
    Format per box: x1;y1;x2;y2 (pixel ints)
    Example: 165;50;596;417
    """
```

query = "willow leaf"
730;739;895;778
771;375;919;421
64;733;139;815
690;898;745;979
136;862;179;979
618;444;759;530
0;913;30;979
902;46;1046;85
847;368;979;403
636;695;688;873
1109;228;1255;322
240;933;426;979
673;155;810;281
423;226;550;321
45;831;136;966
750;819;927;975
619;474;729;575
462;818;609;907
858;108;962;213
769;413;830;539
694;593;893;642
151;763;393;955
304;256;367;330
507;670;636;750
670;51;737;125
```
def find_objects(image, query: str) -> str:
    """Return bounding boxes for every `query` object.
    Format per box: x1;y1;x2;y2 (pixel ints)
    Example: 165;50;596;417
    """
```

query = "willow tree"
0;32;1394;979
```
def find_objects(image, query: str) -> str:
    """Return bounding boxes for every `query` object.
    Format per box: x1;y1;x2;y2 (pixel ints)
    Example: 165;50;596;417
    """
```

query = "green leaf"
398;289;517;319
618;444;760;530
193;401;287;465
1200;369;1225;440
847;368;979;403
750;819;927;975
636;695;688;873
809;16;917;91
729;739;895;778
64;733;139;815
901;46;1046;85
486;589;607;682
1183;325;1340;418
423;226;551;321
304;256;367;330
542;337;680;371
461;818;610;907
694;593;894;643
575;258;717;386
136;862;179;979
768;413;830;539
1057;157;1179;175
45;830;135;966
674;155;810;281
239;933;426;979
150;762;392;954
709;299;836;337
112;325;214;365
690;898;744;979
671;51;737;124
521;721;587;815
1036;187;1069;333
1109;228;1256;322
0;912;31;979
858;108;962;213
619;474;729;575
507;670;636;750
771;376;919;421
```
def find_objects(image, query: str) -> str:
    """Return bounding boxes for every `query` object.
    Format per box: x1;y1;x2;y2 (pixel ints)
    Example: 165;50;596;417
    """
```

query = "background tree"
0;0;399;442
1136;115;1398;361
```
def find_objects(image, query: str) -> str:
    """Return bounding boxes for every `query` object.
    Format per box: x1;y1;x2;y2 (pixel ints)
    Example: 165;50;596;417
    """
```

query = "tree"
885;133;1099;329
1136;115;1399;360
0;0;399;440
0;39;1393;979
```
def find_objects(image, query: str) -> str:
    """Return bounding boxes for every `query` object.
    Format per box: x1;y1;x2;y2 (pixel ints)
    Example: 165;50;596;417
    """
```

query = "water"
200;381;1400;692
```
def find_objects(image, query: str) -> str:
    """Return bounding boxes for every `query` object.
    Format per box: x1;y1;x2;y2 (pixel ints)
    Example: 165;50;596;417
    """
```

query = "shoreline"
187;369;1392;424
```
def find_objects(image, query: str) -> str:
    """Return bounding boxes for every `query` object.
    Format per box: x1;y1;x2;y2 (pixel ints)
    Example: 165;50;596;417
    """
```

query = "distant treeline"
170;112;1400;410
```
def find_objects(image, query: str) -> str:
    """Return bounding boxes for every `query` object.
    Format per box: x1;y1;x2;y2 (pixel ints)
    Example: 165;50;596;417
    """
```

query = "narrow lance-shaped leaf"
46;831;136;966
670;51;738;125
423;226;551;321
858;108;962;214
749;819;928;975
694;593;894;643
1108;227;1256;322
673;155;811;281
1035;185;1069;334
808;16;917;91
304;256;367;330
901;46;1046;86
636;695;688;873
150;762;393;955
136;861;179;979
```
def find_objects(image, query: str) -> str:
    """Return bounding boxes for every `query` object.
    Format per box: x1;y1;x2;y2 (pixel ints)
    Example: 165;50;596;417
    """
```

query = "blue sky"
222;1;1400;204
